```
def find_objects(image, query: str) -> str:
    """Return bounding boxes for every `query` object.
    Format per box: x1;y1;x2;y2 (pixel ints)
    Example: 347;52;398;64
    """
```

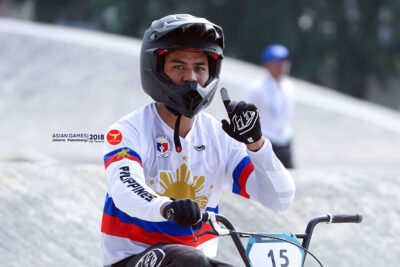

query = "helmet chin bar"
157;66;213;116
157;79;217;118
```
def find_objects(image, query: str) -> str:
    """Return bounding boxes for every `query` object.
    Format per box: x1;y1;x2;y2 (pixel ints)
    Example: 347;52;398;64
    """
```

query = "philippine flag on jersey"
155;135;172;158
157;141;168;153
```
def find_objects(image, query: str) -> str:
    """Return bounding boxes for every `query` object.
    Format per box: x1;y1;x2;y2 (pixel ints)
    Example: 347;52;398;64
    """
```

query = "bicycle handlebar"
164;209;236;230
201;211;209;222
166;209;362;227
165;210;362;267
166;209;363;228
329;213;362;223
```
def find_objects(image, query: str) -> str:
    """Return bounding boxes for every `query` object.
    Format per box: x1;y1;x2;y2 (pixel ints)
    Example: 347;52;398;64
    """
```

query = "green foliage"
31;0;400;99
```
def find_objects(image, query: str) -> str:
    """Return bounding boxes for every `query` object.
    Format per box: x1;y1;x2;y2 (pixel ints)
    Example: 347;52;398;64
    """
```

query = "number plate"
246;233;305;267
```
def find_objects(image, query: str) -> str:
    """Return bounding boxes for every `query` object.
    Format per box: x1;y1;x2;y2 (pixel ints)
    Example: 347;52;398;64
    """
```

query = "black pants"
271;142;294;169
112;242;233;267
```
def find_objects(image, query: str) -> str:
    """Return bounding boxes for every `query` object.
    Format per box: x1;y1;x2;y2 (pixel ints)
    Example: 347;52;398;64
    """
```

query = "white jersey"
245;72;295;146
101;103;295;266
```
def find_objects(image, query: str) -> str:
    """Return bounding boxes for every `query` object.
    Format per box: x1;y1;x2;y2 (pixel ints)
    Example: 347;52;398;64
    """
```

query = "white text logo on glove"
232;110;259;135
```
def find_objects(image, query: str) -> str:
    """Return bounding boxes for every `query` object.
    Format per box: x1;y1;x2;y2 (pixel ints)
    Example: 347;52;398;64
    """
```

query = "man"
245;44;295;168
101;15;295;267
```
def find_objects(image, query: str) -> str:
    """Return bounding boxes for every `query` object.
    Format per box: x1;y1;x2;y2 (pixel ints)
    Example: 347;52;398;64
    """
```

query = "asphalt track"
1;18;400;266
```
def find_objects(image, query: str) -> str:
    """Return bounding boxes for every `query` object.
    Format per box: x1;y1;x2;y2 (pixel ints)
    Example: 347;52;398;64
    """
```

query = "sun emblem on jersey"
156;163;208;209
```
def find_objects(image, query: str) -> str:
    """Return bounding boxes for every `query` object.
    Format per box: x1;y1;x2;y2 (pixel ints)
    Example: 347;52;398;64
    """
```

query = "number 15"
267;249;289;267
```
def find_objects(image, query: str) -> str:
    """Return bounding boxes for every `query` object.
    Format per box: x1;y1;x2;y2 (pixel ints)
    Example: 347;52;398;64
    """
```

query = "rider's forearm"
246;139;295;211
106;159;171;221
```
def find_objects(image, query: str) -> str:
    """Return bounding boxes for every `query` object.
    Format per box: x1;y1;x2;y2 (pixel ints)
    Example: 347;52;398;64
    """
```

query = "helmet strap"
174;114;182;153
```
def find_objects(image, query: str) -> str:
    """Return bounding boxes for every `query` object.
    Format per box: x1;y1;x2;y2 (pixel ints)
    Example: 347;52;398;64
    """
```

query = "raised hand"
220;88;262;144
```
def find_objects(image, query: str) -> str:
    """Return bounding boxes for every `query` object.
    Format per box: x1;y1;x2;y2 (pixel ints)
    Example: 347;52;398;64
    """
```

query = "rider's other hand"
163;199;202;228
220;88;262;145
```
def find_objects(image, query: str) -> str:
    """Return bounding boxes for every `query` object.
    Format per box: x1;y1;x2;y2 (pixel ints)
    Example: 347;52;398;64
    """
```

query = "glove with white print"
163;199;202;229
220;88;262;144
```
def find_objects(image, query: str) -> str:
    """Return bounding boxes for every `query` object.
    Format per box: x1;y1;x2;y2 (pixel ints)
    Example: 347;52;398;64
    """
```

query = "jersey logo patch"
107;129;122;145
194;145;205;151
155;134;172;158
135;248;165;267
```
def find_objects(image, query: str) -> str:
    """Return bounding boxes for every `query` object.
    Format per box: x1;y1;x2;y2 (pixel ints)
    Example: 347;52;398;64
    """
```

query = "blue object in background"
260;44;290;64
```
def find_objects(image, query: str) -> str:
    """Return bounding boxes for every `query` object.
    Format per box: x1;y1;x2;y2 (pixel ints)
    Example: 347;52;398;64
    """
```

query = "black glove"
163;199;202;229
220;88;262;144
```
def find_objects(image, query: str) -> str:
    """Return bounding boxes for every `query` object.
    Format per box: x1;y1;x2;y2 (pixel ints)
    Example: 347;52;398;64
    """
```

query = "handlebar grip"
202;211;210;222
330;213;362;223
166;210;210;223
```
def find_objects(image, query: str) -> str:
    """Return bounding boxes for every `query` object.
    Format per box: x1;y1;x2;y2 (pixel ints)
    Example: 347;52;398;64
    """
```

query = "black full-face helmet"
140;14;224;118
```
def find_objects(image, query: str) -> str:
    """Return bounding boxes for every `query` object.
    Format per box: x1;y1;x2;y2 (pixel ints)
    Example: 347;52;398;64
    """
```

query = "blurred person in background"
100;14;295;267
245;44;295;168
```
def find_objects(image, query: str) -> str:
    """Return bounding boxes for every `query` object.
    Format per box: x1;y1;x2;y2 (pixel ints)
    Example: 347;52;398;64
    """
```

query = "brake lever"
194;230;218;242
193;212;231;242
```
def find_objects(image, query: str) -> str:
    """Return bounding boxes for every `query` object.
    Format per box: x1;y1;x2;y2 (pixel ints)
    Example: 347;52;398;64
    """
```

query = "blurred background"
2;0;400;110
